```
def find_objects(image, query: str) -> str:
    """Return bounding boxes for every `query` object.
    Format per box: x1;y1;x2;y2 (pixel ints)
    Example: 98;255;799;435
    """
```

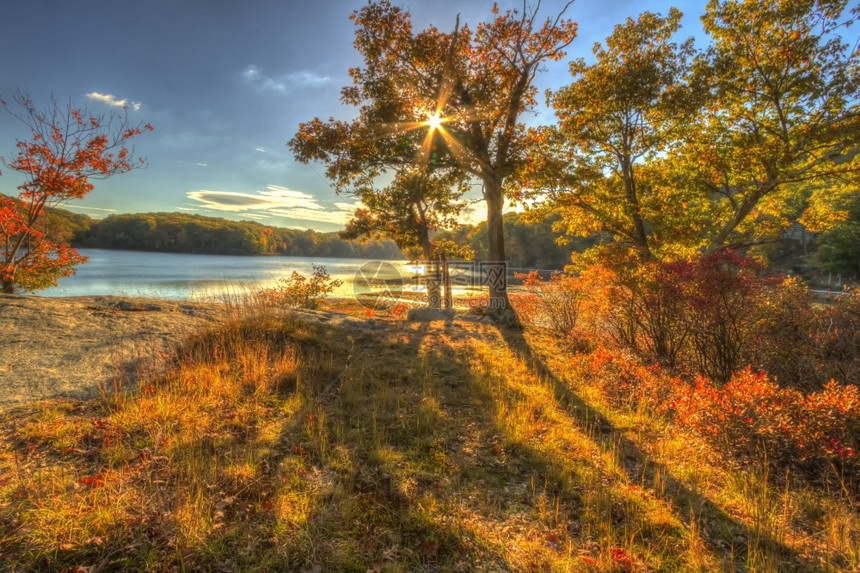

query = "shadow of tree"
494;323;808;571
0;311;818;571
260;315;731;569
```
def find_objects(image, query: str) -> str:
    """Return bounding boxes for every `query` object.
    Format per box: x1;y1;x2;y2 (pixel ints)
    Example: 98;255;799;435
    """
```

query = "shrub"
748;277;820;389
683;251;775;383
750;285;860;391
671;367;859;473
579;251;782;381
266;264;343;309
579;260;692;368
515;270;587;337
799;381;860;464
576;347;680;413
812;290;860;387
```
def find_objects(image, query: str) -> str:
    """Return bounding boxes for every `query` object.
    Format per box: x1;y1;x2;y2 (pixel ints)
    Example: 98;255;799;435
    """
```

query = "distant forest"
35;204;578;268
72;212;402;258
7;197;846;275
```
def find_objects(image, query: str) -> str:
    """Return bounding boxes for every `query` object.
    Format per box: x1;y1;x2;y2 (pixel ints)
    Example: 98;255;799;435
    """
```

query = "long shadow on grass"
261;318;486;569
495;324;807;570
264;316;606;570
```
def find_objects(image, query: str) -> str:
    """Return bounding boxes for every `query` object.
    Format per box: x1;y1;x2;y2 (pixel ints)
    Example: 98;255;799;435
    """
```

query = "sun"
424;111;443;131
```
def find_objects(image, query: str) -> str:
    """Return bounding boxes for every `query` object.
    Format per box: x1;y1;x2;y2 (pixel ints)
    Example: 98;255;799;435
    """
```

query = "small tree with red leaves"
0;91;152;293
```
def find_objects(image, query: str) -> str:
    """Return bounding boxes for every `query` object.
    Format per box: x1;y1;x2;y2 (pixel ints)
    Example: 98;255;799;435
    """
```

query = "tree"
291;0;577;318
686;0;860;252
340;167;471;308
534;0;859;265
0;91;152;293
525;8;701;262
800;168;860;273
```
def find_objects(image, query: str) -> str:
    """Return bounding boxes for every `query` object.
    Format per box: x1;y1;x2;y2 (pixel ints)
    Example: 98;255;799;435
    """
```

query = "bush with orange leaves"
514;270;588;338
670;367;859;473
573;348;681;414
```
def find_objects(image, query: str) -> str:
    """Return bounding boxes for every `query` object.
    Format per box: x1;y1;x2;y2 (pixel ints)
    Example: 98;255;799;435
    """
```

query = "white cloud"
57;204;118;215
269;208;354;225
241;65;331;94
333;201;361;212
285;70;331;88
186;185;357;227
85;92;143;111
194;162;208;167
260;185;322;208
186;185;322;212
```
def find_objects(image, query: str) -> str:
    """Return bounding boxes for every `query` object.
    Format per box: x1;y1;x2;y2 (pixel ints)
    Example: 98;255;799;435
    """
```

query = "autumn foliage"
0;91;152;293
516;252;860;480
672;368;859;470
261;264;344;309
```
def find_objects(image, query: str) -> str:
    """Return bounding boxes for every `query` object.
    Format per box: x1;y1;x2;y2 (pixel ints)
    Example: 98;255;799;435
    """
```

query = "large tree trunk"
621;157;652;259
483;172;515;322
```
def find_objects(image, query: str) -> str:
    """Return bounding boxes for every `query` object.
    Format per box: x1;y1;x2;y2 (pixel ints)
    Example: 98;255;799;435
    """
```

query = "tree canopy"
523;0;859;264
291;0;577;316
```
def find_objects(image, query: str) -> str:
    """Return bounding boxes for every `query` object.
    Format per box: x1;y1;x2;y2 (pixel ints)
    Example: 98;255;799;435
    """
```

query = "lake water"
39;249;417;301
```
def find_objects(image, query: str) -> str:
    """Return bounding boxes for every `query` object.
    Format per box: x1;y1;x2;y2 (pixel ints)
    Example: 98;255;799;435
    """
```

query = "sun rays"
366;85;486;171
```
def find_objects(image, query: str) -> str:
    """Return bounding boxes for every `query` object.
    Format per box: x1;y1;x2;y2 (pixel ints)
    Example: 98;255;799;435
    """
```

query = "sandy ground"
0;294;225;408
0;295;412;409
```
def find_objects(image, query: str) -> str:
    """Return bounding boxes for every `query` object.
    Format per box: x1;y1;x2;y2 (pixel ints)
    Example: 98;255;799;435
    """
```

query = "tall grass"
0;291;856;571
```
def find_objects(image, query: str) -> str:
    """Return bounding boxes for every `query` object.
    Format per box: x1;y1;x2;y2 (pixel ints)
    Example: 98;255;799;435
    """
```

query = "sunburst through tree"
291;0;577;319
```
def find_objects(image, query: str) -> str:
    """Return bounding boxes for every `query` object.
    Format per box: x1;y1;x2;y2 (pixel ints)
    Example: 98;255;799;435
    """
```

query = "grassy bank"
0;299;857;571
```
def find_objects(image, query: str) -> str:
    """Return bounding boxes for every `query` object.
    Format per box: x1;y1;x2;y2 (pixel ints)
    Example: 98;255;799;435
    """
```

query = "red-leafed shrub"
514;270;587;338
670;367;859;473
577;251;773;376
573;252;814;384
590;260;692;368
798;381;860;463
671;368;800;461
683;251;776;384
508;291;541;320
575;347;680;413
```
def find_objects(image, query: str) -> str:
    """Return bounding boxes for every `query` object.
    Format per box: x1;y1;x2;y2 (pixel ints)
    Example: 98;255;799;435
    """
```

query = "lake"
39;249;418;301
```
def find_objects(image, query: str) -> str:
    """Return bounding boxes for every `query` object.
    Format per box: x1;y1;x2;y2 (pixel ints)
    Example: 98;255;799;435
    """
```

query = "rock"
116;300;163;312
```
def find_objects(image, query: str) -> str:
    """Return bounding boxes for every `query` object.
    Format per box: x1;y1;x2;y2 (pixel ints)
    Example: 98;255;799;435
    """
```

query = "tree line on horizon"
15;201;581;267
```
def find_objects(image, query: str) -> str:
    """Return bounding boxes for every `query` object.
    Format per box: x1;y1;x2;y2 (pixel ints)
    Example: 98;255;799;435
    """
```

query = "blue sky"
0;0;708;231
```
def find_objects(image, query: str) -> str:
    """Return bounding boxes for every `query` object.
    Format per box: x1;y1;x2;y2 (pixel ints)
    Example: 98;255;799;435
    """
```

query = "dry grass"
0;297;857;571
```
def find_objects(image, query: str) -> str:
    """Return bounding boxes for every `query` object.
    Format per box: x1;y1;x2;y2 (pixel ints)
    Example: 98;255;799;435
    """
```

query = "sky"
0;0;709;232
